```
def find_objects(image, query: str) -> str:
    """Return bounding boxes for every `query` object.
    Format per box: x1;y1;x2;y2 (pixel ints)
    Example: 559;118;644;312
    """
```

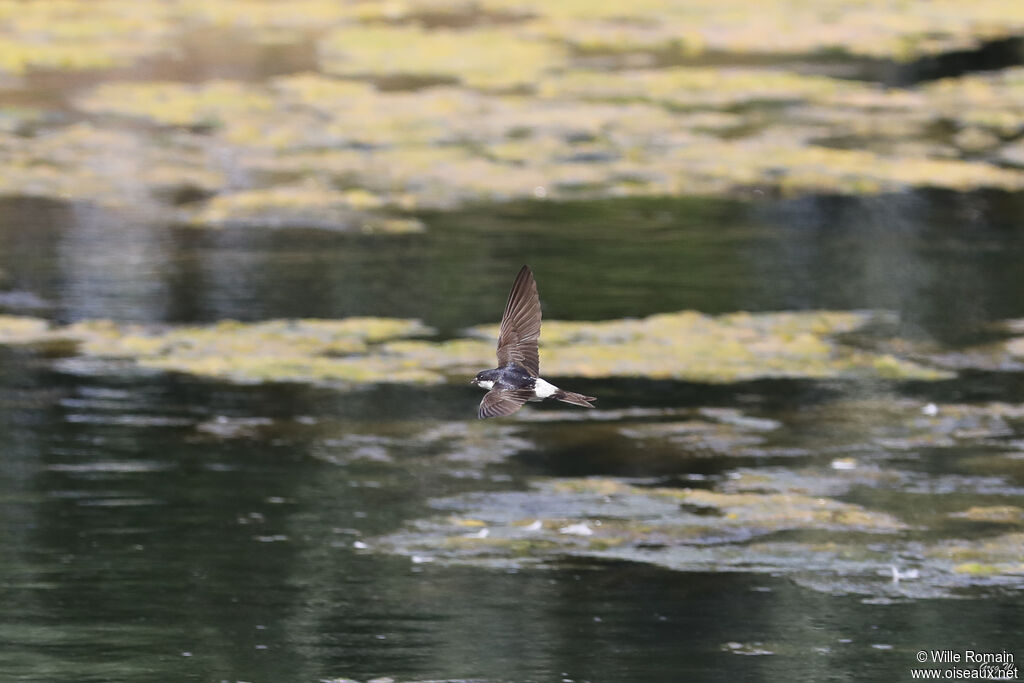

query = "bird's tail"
554;389;596;408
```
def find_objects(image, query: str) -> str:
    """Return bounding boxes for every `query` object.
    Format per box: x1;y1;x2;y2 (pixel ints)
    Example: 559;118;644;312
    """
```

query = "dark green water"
2;191;1024;682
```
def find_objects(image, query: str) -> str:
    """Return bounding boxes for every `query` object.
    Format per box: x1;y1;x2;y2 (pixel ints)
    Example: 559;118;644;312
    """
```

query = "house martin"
471;265;596;418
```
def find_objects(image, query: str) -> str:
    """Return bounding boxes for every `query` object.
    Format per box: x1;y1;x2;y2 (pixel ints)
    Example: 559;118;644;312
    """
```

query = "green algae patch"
0;0;175;76
372;471;1024;596
4;0;1024;212
0;310;950;386
185;182;425;232
949;506;1024;524
75;81;277;129
46;0;1004;69
0;315;57;344
515;0;1024;61
455;310;949;382
678;489;906;532
14;64;1024;213
927;533;1024;577
665;138;1024;196
0;124;227;209
318;25;565;91
372;475;909;575
922;67;1024;138
540;67;872;109
6;317;440;386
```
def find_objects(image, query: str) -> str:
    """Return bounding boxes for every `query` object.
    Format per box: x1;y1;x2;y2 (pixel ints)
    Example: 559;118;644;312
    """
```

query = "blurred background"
2;2;1024;681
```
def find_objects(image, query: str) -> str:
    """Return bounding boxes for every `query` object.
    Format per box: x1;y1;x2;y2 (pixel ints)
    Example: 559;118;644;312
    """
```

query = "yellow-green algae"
509;0;1024;61
0;123;225;207
0;316;438;385
184;181;425;232
318;25;565;91
1;0;1010;70
949;506;1024;524
927;533;1024;576
0;0;174;76
372;471;1024;593
538;67;876;109
75;81;277;129
374;475;910;573
0;315;52;344
56;66;1024;215
388;310;950;382
1;0;1023;214
554;478;909;532
0;310;950;385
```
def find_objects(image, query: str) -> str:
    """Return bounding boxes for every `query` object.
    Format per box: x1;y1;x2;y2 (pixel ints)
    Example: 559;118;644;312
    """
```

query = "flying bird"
471;265;596;419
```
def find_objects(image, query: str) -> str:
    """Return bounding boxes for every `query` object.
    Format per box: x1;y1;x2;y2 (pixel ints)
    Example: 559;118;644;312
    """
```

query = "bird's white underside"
533;377;557;398
475;377;557;398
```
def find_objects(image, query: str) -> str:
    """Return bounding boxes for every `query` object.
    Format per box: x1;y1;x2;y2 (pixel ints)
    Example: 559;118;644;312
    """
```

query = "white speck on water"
411;555;433;564
524;520;542;531
831;458;857;470
890;565;919;582
352;540;369;549
465;528;489;539
559;522;593;536
922;403;939;416
533;185;547;198
723;641;774;656
872;643;893;650
182;652;192;657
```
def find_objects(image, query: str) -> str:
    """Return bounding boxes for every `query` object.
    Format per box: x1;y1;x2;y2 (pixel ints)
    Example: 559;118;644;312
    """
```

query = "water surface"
1;190;1023;682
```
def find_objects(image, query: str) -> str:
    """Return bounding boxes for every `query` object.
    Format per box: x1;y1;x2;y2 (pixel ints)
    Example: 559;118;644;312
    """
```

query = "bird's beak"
469;379;477;385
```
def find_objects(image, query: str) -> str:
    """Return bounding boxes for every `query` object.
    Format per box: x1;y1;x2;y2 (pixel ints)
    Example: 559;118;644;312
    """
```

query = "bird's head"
470;372;494;390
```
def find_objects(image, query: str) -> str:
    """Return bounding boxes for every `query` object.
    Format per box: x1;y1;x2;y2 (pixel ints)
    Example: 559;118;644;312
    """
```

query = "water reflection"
3;191;1024;338
754;191;1024;341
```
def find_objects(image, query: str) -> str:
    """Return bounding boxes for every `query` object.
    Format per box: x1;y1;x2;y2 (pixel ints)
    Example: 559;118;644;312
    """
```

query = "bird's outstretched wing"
478;387;533;419
496;265;541;376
